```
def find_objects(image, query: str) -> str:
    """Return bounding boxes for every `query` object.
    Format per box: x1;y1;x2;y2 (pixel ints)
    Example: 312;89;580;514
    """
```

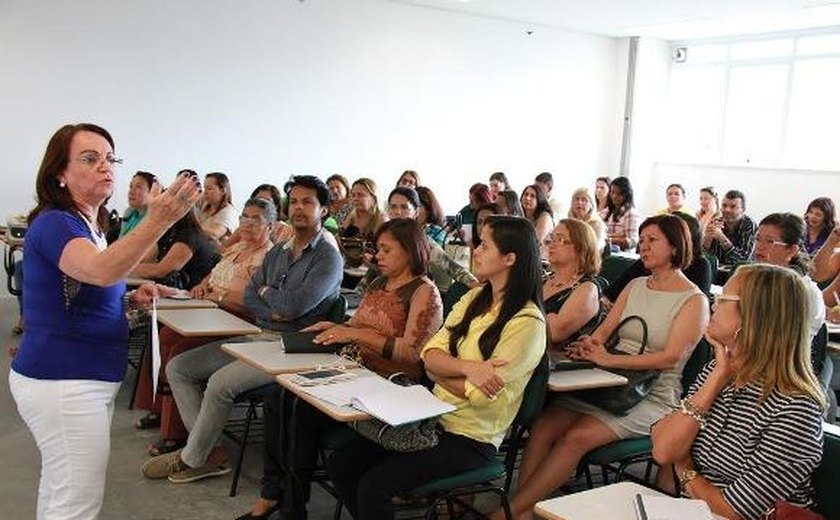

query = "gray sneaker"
167;462;231;484
141;450;185;479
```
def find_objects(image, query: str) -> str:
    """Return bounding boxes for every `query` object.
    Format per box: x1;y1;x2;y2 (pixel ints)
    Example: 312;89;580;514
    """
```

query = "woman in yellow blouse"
326;215;546;520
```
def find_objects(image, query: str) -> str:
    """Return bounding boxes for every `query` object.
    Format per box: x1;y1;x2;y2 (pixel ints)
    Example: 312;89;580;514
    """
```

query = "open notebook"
301;375;456;426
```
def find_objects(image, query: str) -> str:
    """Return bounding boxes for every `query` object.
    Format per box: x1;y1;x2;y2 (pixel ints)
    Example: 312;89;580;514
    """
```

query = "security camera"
673;47;687;63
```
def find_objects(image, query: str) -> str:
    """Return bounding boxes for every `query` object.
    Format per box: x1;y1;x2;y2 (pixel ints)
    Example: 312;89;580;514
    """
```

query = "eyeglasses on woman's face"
713;293;740;306
76;152;123;168
543;234;573;247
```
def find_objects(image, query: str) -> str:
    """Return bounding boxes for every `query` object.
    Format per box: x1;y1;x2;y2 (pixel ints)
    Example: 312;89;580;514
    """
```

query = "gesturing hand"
146;172;202;228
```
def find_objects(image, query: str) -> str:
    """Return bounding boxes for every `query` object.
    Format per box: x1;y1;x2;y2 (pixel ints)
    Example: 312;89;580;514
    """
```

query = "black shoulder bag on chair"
573;315;659;416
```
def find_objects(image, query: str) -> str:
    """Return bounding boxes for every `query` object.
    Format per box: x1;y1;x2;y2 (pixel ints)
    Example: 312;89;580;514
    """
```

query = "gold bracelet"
680;398;708;429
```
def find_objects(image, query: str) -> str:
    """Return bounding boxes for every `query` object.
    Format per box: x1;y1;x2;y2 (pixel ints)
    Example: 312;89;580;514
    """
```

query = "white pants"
9;369;120;520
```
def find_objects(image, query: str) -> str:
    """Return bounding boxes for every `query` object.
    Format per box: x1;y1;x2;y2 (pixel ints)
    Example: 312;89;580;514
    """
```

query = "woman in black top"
604;212;712;302
542;219;603;353
130;207;221;289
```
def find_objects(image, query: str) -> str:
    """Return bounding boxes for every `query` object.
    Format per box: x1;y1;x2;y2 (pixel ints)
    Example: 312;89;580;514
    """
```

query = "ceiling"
391;0;840;40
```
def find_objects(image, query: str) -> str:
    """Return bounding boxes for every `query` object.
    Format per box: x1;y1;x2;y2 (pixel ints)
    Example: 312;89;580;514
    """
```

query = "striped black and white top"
688;361;824;520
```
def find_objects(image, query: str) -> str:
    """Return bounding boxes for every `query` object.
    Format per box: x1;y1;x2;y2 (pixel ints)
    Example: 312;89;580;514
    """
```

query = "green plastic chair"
598;255;637;286
815;426;840;518
394;354;550;520
581;338;713;487
326;294;348;324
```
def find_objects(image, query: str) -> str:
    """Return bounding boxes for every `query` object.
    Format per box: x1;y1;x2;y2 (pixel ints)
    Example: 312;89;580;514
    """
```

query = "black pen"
635;493;649;520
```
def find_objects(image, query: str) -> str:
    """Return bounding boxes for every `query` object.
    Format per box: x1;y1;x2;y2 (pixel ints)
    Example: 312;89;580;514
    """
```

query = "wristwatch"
679;469;699;488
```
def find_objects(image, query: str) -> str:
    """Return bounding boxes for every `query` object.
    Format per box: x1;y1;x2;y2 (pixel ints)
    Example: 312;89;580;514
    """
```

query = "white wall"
650;162;838;220
0;0;624;218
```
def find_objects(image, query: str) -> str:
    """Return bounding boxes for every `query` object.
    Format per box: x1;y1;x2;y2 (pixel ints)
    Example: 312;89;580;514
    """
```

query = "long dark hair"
521;184;553;222
415;186;444;226
606;176;634;221
806;197;836;235
29;123;115;229
203;172;233;214
447;216;543;360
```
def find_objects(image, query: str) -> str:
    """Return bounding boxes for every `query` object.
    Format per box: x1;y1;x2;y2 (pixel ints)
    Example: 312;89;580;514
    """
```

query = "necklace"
549;271;580;289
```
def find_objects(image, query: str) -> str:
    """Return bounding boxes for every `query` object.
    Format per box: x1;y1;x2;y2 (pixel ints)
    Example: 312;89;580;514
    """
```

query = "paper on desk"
302;376;394;407
635;494;712;520
151;299;160;402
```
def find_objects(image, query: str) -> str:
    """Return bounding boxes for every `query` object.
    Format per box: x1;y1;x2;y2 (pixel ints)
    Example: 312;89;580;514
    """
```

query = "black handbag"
349;373;440;452
573;315;659;416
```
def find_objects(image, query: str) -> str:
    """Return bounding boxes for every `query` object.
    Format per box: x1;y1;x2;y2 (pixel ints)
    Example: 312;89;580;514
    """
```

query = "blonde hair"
351;177;383;233
558;218;601;276
733;264;825;407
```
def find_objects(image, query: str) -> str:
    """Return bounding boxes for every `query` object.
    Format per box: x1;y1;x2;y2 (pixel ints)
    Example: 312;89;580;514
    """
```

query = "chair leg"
583;463;594;489
229;400;258;497
499;491;514;520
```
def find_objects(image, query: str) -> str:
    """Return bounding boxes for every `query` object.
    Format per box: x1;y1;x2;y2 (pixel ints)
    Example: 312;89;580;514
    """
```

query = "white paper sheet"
151;298;160;402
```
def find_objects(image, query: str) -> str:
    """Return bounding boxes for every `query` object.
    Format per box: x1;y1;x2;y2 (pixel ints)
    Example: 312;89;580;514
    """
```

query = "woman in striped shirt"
652;264;826;520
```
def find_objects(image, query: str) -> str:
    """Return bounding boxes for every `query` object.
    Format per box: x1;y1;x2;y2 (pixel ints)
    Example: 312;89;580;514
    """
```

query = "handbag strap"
605;315;649;355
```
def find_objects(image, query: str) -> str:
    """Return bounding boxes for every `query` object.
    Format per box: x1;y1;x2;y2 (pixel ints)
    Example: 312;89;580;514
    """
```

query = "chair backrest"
326;294;348;323
513;353;550;429
811;324;828;382
814;427;840;518
442;281;471;320
681;338;713;397
598;255;636;286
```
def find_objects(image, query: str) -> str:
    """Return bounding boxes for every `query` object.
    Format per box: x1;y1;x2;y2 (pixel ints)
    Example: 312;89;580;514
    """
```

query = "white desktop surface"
222;341;352;375
156;308;261;336
535;481;725;520
548;368;628;392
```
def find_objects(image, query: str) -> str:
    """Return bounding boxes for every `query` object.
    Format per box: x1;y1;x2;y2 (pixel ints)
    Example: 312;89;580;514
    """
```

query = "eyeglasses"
76;152;123;168
754;234;790;248
239;214;266;225
543;234;573;247
713;293;740;305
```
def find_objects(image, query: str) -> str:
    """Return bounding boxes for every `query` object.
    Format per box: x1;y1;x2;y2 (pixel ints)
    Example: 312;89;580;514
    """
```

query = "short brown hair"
639;214;693;270
375;218;430;276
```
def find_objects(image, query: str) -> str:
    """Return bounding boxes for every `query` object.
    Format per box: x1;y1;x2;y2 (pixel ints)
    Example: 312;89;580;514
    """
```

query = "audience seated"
594;176;611;218
329;216;545;520
695;186;721;235
804;197;836;257
129;207;221;290
488;171;512;199
521;184;555;254
339;177;387;270
326;174;353;226
496;189;524;217
542;219;603;353
497;214;708;520
603;176;640;252
604;213;712;302
133;197;276;456
813;226;840;283
140;175;343;484
396;169;419;189
456;182;493;229
657;183;692;216
567;187;607;251
357;187;478;296
198;171;239;242
237;218;443;520
415;186;447;246
652;264;825;520
535;171;566;217
119;171;157;237
223;184;293;249
701;189;757;267
752;212;825;339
